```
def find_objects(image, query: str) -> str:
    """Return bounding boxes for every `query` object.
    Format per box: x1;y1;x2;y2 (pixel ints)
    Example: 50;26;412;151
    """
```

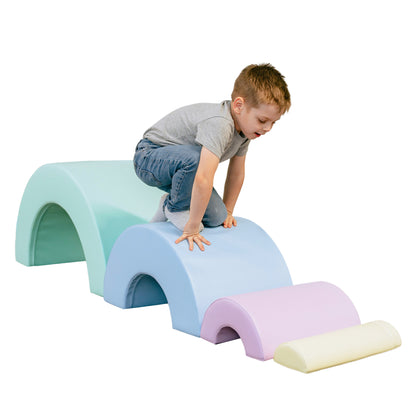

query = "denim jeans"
133;139;227;227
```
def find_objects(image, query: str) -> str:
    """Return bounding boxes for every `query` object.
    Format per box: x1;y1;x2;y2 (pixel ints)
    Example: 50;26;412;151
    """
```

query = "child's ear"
233;97;245;114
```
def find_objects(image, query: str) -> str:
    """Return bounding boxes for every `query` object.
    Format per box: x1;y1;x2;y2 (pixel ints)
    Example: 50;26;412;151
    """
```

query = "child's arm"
222;154;246;227
175;146;219;251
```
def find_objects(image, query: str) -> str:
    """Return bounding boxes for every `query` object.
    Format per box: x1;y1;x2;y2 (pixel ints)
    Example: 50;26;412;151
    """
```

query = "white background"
1;0;415;414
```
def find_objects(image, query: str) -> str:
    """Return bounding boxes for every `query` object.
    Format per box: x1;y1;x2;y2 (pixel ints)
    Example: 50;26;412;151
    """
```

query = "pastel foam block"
15;161;164;295
274;320;402;373
103;218;292;336
200;282;360;360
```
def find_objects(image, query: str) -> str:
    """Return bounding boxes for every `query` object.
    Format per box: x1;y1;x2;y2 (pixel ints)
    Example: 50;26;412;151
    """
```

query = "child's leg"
164;145;202;212
134;140;226;228
134;141;200;204
134;141;200;212
134;139;173;193
202;188;228;227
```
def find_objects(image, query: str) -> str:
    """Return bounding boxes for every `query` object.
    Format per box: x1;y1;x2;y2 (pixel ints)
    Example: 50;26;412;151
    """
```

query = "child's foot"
150;194;168;223
165;206;204;232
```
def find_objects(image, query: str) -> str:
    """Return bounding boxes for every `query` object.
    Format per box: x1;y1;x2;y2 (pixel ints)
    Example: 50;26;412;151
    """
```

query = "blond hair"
232;63;291;113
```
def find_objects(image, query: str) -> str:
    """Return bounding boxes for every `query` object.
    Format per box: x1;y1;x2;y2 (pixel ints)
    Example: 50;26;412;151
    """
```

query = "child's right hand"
175;220;210;251
175;230;211;251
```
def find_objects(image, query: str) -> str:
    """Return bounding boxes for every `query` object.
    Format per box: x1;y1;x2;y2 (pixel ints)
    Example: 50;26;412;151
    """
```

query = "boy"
133;63;291;251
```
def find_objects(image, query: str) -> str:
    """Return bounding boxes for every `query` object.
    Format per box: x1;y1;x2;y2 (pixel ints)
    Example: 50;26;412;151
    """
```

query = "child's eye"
258;119;266;123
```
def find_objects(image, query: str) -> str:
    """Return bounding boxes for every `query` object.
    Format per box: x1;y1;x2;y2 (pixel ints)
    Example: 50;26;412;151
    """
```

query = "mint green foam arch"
15;161;163;296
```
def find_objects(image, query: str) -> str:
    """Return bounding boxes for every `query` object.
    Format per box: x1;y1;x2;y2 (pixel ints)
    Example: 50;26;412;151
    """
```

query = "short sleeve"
195;117;234;160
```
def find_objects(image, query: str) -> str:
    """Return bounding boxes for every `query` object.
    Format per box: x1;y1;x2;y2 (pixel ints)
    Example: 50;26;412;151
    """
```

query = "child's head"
232;63;291;113
231;63;291;140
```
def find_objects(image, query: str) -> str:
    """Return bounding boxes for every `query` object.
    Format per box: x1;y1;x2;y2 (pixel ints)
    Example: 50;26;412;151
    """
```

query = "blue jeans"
133;139;227;227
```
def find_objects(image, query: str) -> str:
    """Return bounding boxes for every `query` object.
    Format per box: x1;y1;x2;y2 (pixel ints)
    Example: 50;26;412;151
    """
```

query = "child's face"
232;99;282;140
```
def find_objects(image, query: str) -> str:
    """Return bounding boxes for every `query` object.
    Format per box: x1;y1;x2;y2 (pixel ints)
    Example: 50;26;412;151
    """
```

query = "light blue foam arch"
104;218;293;336
15;161;164;296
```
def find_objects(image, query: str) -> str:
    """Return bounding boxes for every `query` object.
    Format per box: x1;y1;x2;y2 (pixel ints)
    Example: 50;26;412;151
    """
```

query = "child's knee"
203;203;227;227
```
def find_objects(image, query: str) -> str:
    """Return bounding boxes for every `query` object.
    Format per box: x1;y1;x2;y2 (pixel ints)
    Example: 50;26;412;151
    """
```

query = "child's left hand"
223;212;237;228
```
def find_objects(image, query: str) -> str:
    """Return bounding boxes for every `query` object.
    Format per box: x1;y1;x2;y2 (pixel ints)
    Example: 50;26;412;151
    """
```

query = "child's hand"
223;212;237;228
175;222;211;251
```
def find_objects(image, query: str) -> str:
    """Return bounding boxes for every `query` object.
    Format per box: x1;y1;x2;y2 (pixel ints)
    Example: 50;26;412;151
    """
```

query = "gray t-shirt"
143;100;250;162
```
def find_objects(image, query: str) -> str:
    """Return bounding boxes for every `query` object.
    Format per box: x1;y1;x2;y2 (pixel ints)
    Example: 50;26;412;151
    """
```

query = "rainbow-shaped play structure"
15;161;401;372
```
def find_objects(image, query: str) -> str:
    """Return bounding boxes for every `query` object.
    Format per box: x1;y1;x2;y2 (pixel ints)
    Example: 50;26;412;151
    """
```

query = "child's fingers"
176;233;211;251
223;218;231;228
192;237;203;251
198;235;211;246
191;234;210;251
223;216;237;228
175;234;188;244
187;237;195;251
